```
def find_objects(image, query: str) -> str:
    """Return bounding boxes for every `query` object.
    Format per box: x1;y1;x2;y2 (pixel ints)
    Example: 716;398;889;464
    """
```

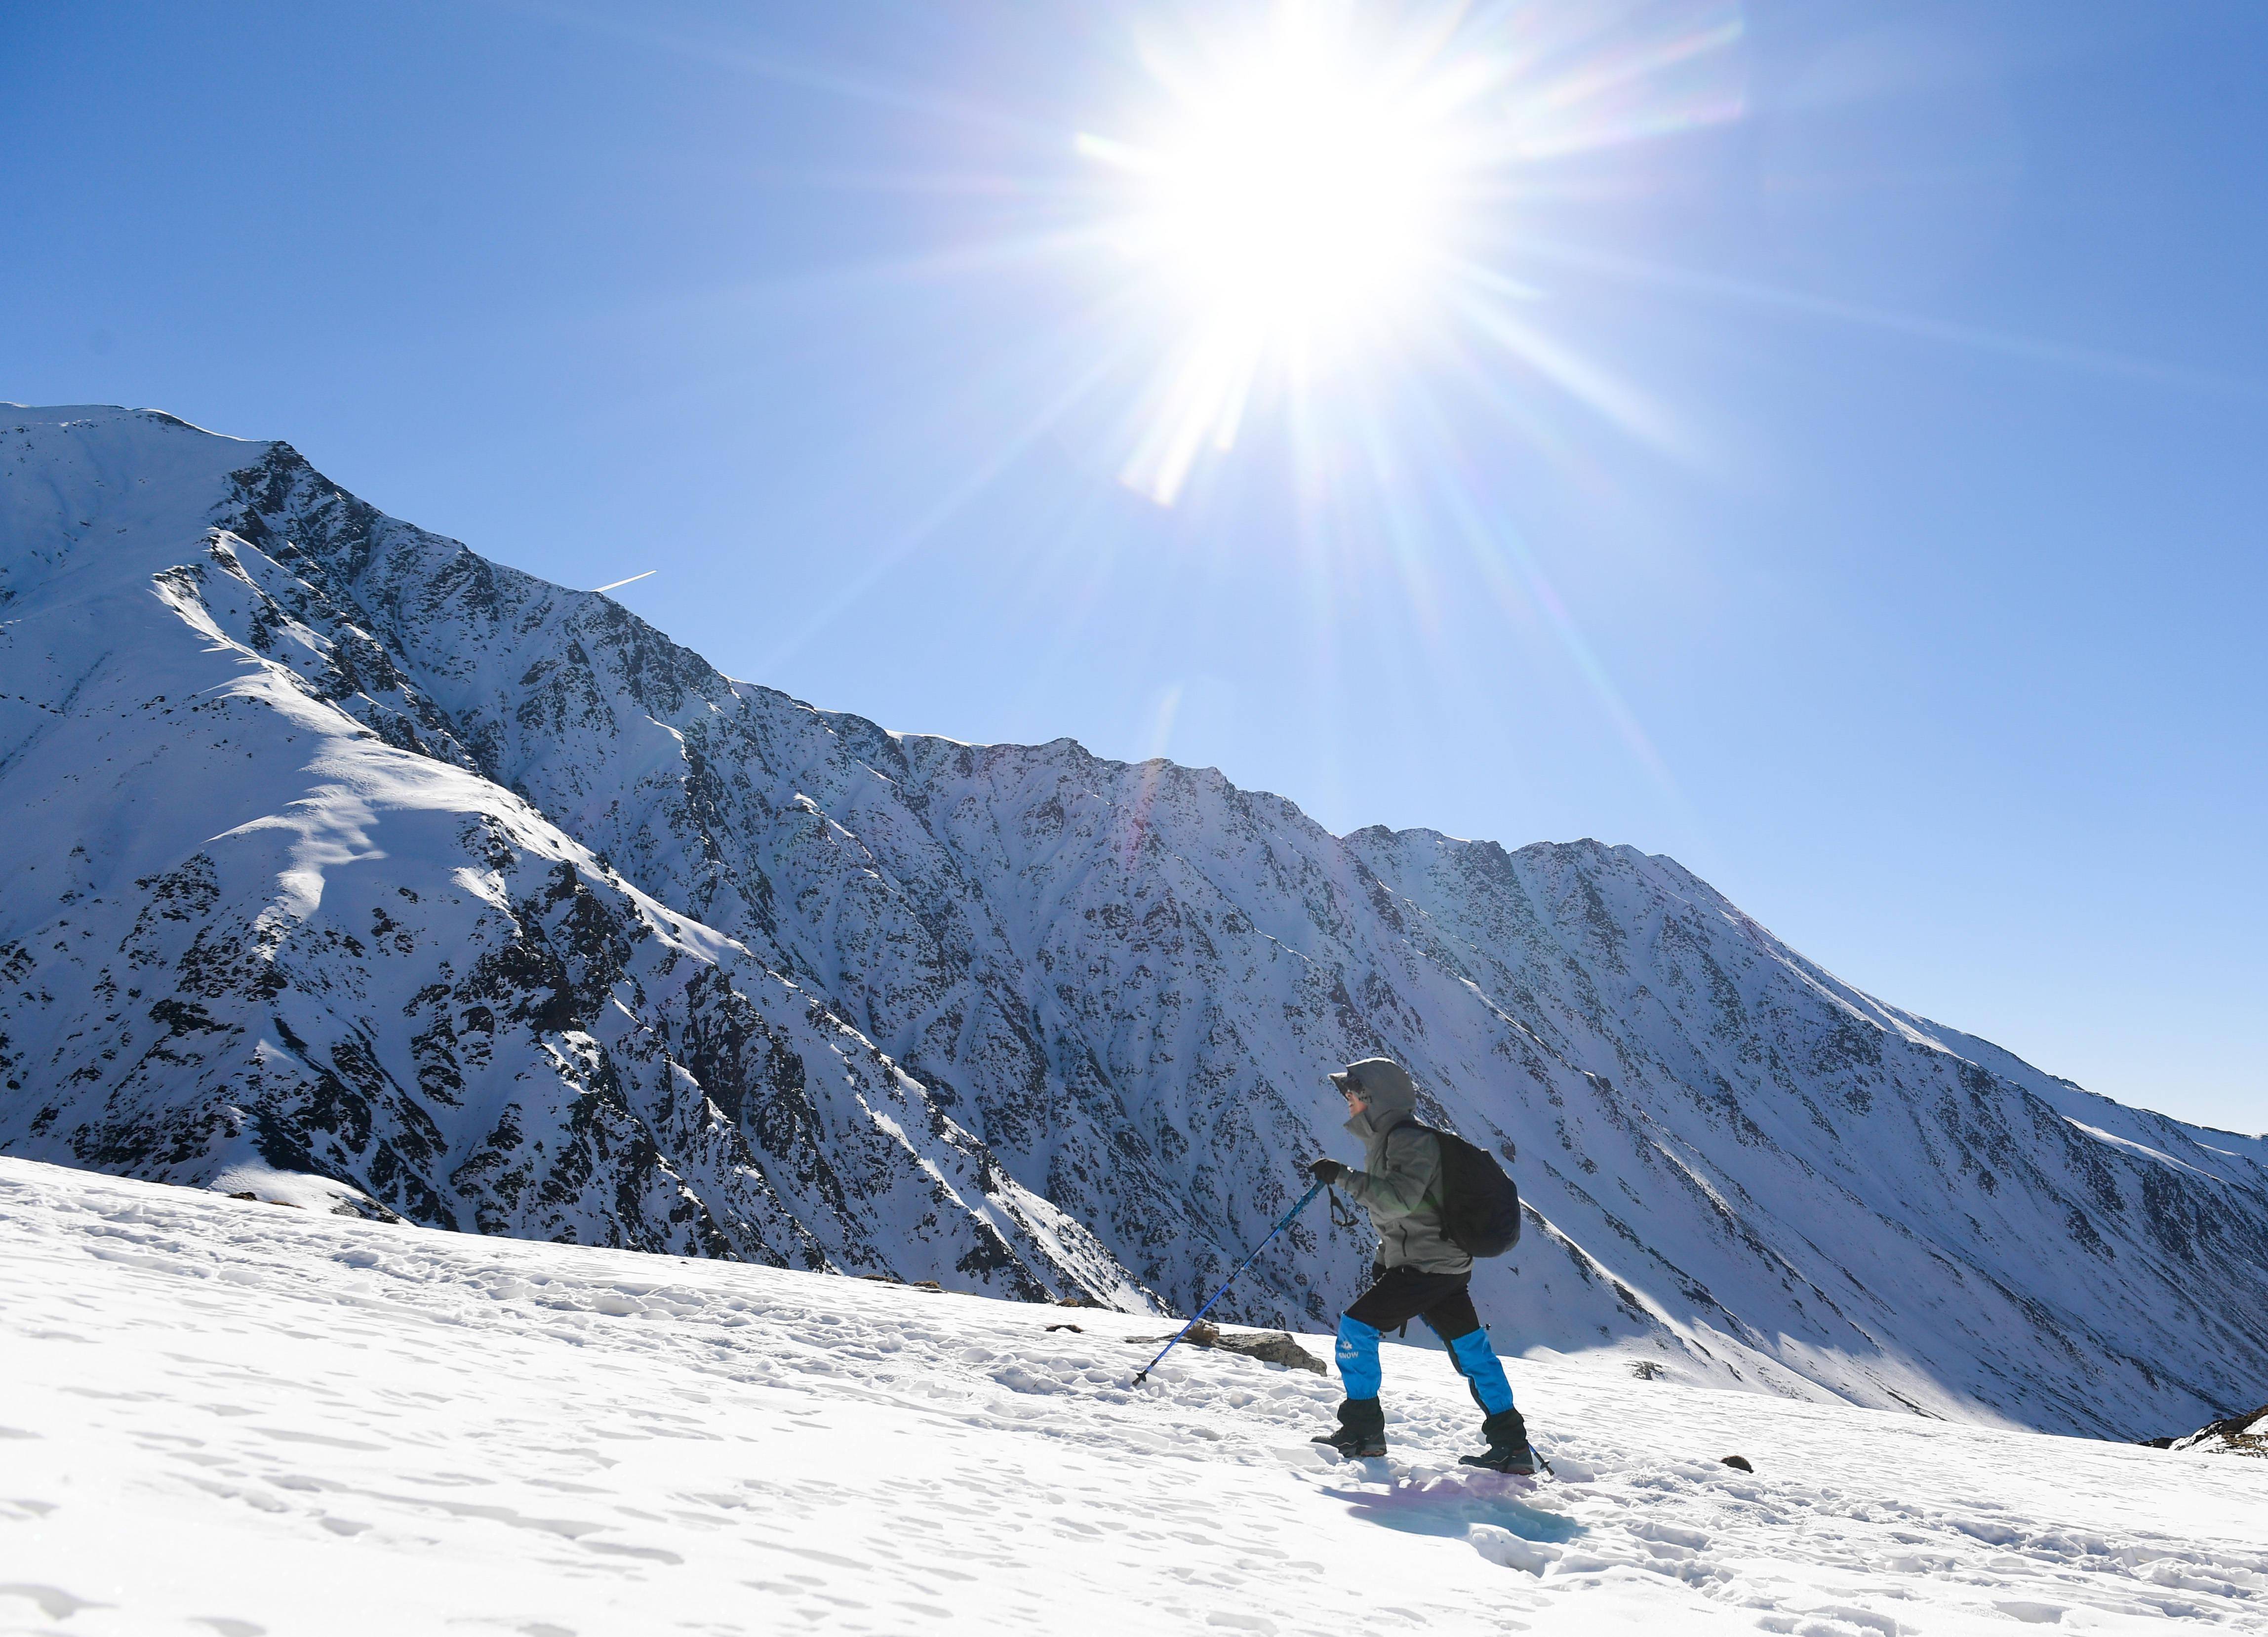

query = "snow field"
1;1158;2263;1636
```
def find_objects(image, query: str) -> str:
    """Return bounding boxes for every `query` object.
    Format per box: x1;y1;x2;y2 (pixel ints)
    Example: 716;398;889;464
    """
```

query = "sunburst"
1077;1;1746;504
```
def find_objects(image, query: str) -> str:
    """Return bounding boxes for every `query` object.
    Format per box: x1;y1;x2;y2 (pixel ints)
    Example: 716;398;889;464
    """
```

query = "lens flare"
1080;1;1747;504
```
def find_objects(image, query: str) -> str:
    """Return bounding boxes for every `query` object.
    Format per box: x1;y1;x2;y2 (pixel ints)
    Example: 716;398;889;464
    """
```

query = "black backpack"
1419;1125;1522;1257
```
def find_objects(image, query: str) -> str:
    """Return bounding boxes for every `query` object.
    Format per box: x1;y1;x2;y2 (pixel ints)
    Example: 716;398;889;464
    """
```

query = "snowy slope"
3;1157;2265;1637
3;404;2265;1444
0;406;1134;1303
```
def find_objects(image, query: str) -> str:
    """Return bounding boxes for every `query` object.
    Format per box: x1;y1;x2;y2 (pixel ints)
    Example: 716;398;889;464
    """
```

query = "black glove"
1308;1158;1350;1187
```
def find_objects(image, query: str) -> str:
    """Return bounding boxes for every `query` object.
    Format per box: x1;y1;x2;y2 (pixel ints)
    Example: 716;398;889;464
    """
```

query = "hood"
1336;1056;1419;1132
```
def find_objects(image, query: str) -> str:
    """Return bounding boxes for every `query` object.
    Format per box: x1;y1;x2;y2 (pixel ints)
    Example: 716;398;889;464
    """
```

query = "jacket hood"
1336;1057;1419;1122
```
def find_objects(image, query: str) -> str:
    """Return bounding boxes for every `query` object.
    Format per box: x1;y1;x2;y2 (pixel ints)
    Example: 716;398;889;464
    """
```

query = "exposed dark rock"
1128;1321;1327;1374
2161;1402;2268;1458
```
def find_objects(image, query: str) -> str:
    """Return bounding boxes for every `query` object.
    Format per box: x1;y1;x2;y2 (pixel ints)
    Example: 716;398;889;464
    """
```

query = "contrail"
589;569;657;595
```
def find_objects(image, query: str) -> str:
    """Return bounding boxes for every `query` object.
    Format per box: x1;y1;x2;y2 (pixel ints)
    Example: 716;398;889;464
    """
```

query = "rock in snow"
2164;1403;2268;1459
2;1158;2264;1635
3;403;2266;1443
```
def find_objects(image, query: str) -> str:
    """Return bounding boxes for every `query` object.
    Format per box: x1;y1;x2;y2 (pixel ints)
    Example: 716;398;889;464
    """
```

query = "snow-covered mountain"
3;403;2264;1441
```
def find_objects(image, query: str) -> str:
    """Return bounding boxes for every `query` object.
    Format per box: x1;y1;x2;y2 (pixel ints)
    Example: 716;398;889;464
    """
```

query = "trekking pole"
1132;1179;1326;1387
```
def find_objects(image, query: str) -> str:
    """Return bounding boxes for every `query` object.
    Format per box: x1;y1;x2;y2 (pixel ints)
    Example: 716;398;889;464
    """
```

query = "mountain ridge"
4;402;2264;1441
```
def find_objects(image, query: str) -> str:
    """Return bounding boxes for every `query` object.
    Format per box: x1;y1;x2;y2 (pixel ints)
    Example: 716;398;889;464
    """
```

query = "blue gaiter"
1447;1327;1516;1415
1335;1316;1383;1399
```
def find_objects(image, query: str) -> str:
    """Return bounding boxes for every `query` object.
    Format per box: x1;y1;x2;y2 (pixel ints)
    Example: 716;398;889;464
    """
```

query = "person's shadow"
1318;1467;1584;1544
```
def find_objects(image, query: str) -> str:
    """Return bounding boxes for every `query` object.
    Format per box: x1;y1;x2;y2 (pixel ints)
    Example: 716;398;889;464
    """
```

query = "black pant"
1345;1264;1481;1343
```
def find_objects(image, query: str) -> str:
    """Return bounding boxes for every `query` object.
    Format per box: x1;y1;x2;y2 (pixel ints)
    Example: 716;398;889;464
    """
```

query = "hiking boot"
1459;1407;1536;1476
1311;1396;1386;1458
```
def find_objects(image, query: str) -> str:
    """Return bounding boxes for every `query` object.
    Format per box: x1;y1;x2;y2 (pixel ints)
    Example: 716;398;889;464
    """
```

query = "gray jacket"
1335;1058;1472;1277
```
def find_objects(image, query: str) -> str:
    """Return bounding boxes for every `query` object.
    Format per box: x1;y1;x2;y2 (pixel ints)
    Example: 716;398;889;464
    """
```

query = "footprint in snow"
0;1584;109;1620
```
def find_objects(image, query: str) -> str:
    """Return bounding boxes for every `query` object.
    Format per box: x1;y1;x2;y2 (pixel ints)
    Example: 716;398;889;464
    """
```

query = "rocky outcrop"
2151;1403;2268;1458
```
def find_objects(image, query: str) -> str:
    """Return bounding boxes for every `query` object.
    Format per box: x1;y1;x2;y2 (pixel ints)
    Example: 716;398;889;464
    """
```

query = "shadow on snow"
1318;1469;1584;1544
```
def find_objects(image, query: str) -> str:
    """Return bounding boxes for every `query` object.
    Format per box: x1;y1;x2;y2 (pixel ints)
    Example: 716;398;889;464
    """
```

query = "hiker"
1305;1057;1536;1474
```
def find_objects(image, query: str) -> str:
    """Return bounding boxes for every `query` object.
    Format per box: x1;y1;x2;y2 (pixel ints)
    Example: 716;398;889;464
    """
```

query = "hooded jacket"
1335;1058;1472;1277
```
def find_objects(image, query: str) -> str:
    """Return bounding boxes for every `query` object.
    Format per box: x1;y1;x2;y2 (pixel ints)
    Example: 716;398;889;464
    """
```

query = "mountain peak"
3;405;2264;1439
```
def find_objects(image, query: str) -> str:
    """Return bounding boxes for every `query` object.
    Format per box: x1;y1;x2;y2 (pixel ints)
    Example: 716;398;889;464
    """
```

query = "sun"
1077;2;1748;505
1078;6;1472;502
1092;28;1451;335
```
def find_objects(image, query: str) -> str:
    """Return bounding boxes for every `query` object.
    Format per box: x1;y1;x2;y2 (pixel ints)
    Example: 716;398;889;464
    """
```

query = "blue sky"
5;2;2262;1134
